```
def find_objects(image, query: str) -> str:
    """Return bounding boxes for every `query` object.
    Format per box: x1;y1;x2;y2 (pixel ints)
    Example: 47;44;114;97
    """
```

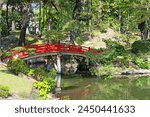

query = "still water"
60;75;150;100
28;63;150;100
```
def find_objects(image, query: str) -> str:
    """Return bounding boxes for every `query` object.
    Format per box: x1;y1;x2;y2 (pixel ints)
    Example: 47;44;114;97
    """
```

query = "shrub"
28;48;35;56
76;36;84;45
33;77;55;99
33;68;46;81
7;58;28;75
86;41;127;65
98;21;109;33
86;48;126;65
32;68;56;99
132;40;150;54
1;22;9;36
1;52;13;58
46;68;57;78
44;30;64;44
0;85;11;98
105;40;126;55
133;57;150;69
12;47;26;52
90;65;120;79
26;69;35;76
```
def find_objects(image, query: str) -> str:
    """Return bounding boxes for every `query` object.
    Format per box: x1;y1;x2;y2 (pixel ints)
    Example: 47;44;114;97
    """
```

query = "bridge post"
56;54;61;74
55;54;62;94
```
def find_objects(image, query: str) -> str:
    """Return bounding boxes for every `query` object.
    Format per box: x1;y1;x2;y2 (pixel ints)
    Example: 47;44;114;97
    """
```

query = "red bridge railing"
1;44;102;61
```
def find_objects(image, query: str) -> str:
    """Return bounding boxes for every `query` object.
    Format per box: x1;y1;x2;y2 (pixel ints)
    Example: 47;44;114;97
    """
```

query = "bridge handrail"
1;44;102;60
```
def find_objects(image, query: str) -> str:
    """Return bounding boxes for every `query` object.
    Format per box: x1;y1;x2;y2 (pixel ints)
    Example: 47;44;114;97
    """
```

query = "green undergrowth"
132;40;150;55
0;84;11;98
0;67;33;98
7;58;57;100
87;40;150;79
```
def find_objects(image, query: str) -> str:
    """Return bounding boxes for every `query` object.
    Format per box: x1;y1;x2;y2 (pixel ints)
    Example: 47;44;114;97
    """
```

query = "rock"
6;93;22;100
62;59;78;73
121;69;150;75
1;35;18;50
18;73;29;79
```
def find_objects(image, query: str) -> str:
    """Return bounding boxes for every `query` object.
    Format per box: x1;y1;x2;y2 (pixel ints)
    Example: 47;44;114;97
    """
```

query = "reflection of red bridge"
1;44;102;61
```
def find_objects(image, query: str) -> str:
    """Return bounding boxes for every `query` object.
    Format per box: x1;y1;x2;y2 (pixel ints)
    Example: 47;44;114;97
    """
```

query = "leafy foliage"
33;77;55;100
27;48;35;56
90;64;120;79
1;52;13;57
86;41;126;65
133;57;150;69
33;68;56;100
0;85;11;98
132;40;150;55
7;58;28;75
12;47;26;52
33;68;46;81
44;30;64;43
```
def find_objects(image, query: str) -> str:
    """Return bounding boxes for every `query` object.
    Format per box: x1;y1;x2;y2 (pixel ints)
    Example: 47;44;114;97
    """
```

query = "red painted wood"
1;44;103;61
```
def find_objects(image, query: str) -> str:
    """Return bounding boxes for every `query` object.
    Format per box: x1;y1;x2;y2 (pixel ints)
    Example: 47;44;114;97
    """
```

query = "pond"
28;62;150;100
60;75;150;100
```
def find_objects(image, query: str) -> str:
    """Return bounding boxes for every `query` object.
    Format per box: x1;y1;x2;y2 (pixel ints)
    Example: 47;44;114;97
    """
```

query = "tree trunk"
138;21;148;40
73;0;83;19
41;5;46;36
0;2;3;50
48;0;52;30
70;30;75;45
125;11;129;34
98;0;102;24
11;7;15;31
39;0;42;37
88;0;92;40
18;3;29;46
6;3;10;35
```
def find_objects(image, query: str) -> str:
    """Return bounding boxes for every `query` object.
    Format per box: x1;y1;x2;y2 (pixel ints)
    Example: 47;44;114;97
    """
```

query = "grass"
26;35;43;44
10;30;44;45
0;67;34;97
10;30;20;36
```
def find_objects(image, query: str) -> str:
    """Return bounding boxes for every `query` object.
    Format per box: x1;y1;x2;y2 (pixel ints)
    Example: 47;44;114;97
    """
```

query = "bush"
28;48;35;56
32;68;56;99
105;40;126;55
85;41;127;65
0;85;11;98
98;21;109;33
26;69;35;76
33;77;56;99
7;58;28;75
90;65;120;79
76;36;84;45
133;57;150;69
44;30;64;44
46;68;57;78
33;68;46;81
132;40;150;54
1;22;9;36
12;47;26;52
1;52;13;58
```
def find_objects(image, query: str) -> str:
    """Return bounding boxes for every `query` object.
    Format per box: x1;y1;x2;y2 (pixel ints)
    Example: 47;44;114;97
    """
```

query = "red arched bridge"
1;44;102;61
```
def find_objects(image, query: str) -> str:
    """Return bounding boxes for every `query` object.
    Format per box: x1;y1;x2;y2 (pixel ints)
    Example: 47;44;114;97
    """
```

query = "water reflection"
61;76;150;100
55;74;62;98
27;62;150;100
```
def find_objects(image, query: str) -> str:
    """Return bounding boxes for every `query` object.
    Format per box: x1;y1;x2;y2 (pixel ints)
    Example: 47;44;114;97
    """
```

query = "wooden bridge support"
55;54;62;94
56;54;61;74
